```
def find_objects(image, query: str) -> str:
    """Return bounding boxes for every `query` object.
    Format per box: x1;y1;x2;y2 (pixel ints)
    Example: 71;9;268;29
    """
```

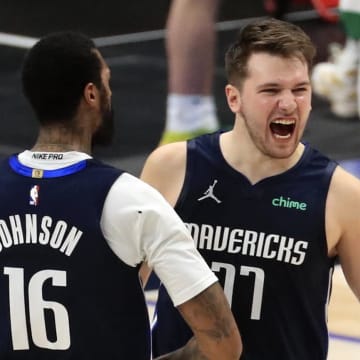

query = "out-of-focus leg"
160;0;221;145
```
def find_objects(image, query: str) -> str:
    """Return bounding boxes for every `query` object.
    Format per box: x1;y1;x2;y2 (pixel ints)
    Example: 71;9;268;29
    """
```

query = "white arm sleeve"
100;173;218;306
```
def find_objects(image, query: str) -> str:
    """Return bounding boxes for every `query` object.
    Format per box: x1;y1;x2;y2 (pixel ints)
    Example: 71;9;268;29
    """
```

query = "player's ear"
83;82;99;107
225;84;241;113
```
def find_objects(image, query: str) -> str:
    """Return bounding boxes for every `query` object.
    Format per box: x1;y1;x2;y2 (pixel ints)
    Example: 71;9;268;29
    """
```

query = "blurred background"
1;0;357;175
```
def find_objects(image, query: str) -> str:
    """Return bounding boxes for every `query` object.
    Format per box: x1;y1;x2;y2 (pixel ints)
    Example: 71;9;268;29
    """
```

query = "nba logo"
29;185;40;206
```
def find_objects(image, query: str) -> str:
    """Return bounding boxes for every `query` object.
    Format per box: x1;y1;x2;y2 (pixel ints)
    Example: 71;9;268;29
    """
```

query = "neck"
220;129;304;184
31;143;89;153
31;126;92;154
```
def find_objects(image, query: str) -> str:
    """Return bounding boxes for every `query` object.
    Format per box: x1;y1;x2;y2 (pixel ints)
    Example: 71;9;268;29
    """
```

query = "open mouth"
270;119;295;139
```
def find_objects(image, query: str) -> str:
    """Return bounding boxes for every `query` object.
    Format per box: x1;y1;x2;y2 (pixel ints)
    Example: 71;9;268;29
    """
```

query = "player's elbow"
213;322;242;359
228;333;243;359
179;281;243;359
231;329;243;358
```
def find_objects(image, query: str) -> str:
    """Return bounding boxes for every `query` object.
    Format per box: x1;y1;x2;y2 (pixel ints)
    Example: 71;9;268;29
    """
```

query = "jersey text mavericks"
186;222;308;265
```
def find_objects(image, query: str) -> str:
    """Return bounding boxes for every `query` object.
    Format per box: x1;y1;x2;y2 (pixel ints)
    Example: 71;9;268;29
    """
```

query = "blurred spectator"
312;0;360;118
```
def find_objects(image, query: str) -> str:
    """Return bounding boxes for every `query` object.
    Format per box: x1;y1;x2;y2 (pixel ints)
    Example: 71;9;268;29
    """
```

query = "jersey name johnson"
0;214;82;256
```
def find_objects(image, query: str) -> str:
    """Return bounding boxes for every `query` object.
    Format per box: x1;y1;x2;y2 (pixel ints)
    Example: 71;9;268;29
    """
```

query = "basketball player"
0;32;242;359
141;18;360;359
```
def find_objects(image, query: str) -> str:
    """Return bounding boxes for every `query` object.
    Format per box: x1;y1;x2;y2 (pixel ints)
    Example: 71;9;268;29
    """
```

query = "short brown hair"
225;18;316;87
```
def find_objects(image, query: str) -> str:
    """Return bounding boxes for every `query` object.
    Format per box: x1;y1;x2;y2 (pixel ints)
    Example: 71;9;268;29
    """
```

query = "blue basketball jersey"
0;155;151;359
152;132;337;359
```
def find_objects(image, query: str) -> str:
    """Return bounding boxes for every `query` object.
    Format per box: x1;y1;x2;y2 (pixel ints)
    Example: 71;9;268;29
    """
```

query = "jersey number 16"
4;266;71;350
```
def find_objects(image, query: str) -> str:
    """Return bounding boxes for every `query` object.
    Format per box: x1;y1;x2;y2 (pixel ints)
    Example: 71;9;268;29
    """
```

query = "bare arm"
140;142;187;207
153;282;242;360
327;166;360;301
